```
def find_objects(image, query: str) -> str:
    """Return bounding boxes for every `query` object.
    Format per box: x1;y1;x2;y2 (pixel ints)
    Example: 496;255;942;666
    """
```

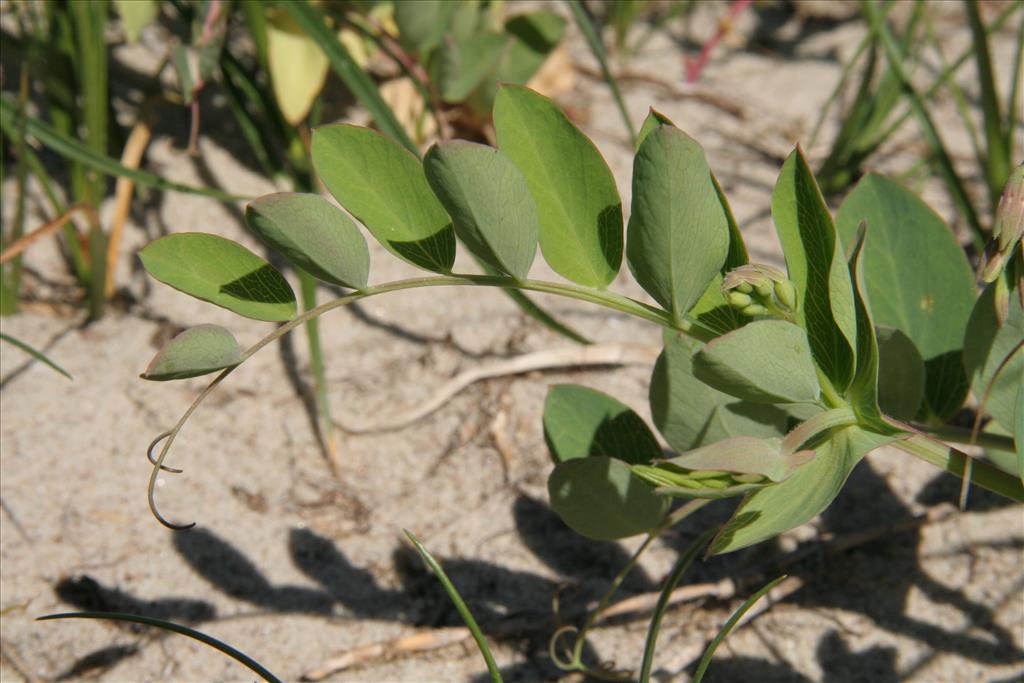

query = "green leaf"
710;426;894;554
393;0;458;54
266;9;329;125
628;126;729;320
0;332;72;379
548;456;670;540
772;147;856;391
636;108;674;151
875;326;925;421
116;0;157;42
312;124;455;273
500;10;566;82
663;436;814;482
836;173;975;419
543;384;662;465
693;320;820;404
139;233;296;321
142;324;242;381
437;32;506;103
403;532;503;683
650;334;814;451
423;141;538;280
493;85;622;288
245;193;370;289
844;226;897;433
963;281;1024;435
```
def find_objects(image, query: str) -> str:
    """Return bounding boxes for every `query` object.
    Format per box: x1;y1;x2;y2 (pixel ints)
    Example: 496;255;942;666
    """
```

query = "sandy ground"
2;2;1023;682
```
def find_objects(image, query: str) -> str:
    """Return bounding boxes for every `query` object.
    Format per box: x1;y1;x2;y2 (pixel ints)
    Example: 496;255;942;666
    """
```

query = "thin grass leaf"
565;0;636;146
0;332;72;379
0;94;248;202
404;531;504;683
37;612;281;682
1004;12;1024;169
282;1;418;156
692;575;788;683
638;530;714;683
965;0;1009;211
863;0;984;245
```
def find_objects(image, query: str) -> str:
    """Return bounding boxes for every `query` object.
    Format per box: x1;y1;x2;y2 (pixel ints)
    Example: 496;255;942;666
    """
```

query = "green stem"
891;429;1024;502
147;275;715;528
298;270;337;466
912;423;1017;453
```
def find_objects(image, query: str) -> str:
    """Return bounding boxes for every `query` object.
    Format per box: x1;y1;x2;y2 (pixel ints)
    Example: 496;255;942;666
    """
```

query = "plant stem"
891;430;1024;502
147;275;716;528
298;269;339;469
914;423;1017;452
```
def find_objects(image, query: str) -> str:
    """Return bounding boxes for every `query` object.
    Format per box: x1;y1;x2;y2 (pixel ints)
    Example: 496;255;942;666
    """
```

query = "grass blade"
965;0;1009;211
404;530;504;683
1004;12;1024;167
863;0;984;247
0;94;248;202
565;0;637;146
638;530;714;683
0;65;30;316
38;612;280;681
0;332;72;379
282;1;418;156
692;575;788;683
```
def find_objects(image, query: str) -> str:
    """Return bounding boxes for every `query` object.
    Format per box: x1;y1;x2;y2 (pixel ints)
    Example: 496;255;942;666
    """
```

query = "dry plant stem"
0;202;99;264
104;107;154;296
301;504;952;680
335;343;661;433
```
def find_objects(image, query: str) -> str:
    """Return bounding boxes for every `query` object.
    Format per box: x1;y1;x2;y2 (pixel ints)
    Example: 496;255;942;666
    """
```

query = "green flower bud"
982;163;1023;283
727;291;753;308
698;478;729;489
741;304;769;317
685;470;730;480
732;473;766;484
754;281;773;298
736;282;753;294
774;280;797;311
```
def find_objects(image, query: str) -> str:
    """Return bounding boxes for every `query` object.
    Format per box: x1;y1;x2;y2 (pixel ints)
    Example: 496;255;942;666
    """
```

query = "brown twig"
104;106;154;296
0;203;99;265
333;343;660;433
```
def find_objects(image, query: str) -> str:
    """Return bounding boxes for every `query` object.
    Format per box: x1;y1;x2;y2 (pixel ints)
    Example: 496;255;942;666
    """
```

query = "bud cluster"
631;463;769;499
722;264;798;320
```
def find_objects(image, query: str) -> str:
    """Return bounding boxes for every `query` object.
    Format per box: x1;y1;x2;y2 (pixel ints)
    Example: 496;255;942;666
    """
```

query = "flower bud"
741;304;769;317
774;280;797;311
727;291;752;308
982;163;1023;283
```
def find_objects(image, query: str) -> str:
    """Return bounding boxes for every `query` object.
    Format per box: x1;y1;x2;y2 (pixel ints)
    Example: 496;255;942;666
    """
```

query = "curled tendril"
147;431;182;473
548;625;580;670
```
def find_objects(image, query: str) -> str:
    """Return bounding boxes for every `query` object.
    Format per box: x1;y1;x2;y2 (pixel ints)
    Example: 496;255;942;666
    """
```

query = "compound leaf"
245;193;369;289
548;456;669;540
493;85;622;288
140;233;296;321
424;141;537;280
628;126;730;320
142;324;242;381
312;124;455;273
544;384;662;465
